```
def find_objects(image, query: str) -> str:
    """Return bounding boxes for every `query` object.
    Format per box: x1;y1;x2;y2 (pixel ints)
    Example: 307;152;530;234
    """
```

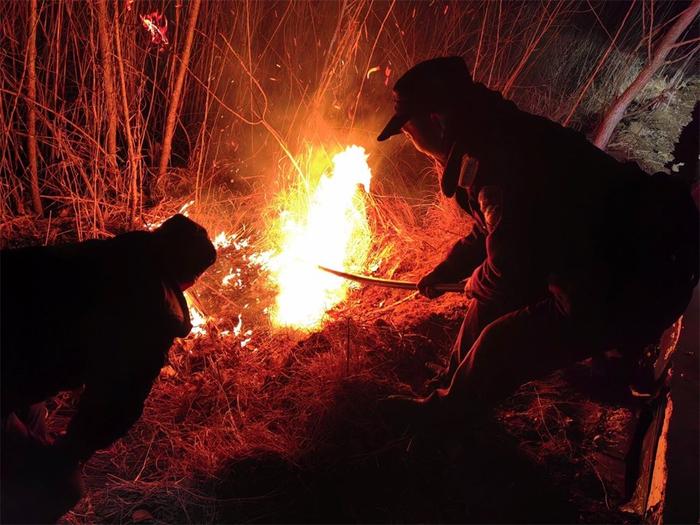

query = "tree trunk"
113;0;139;224
593;0;700;150
27;0;42;215
95;0;118;175
158;0;202;180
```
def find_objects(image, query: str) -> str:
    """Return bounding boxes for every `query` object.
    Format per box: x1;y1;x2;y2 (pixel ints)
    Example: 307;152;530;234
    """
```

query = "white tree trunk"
593;0;700;149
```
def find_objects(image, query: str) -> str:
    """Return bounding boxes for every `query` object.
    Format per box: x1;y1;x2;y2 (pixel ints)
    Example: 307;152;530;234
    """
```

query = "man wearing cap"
1;214;217;522
378;57;698;421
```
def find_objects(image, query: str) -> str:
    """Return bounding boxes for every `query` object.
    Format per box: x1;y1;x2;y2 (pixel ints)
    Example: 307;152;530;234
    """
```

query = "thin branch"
563;0;638;127
158;0;202;180
27;0;42;215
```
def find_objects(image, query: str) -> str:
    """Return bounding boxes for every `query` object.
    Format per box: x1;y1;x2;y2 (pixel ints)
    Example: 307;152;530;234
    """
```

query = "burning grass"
5;128;654;522
39;183;635;524
266;144;373;330
53;180;468;522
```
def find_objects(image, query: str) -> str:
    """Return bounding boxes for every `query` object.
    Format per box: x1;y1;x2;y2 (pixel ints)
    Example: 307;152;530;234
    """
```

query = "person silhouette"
377;57;698;423
1;214;217;523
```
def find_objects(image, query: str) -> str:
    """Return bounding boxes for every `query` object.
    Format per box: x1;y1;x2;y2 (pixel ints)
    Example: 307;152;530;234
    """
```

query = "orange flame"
184;292;207;337
267;145;373;330
140;12;169;49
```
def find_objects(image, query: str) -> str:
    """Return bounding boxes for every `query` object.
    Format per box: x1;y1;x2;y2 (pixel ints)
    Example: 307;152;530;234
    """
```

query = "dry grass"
54;188;474;523
43;188;638;524
3;1;694;235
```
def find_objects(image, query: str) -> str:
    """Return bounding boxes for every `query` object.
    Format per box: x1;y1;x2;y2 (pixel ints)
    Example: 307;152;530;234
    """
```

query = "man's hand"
463;278;473;299
418;270;447;299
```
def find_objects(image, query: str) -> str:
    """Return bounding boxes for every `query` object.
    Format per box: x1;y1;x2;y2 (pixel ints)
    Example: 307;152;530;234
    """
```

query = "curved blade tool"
317;265;465;293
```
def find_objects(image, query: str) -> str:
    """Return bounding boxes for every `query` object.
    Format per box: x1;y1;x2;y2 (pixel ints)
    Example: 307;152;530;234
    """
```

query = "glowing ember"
222;267;243;288
184;292;208;336
213;231;235;249
222;268;236;286
268;145;372;329
178;199;195;215
366;65;381;79
144;200;194;231
140;12;169;49
233;314;244;336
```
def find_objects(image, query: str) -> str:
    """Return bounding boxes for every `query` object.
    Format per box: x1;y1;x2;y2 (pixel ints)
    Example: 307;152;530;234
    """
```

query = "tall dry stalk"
501;0;565;97
95;0;118;176
113;0;139;223
562;0;638;128
158;0;202;180
2;0;690;237
27;0;42;215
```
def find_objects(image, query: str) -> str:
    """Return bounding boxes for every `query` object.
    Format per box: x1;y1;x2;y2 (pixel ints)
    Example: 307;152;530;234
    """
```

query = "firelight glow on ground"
267;145;373;330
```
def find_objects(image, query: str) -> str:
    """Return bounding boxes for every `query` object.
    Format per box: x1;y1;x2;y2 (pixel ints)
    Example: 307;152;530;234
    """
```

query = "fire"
267;145;373;329
184;292;207;337
212;231;235;249
140;12;169;49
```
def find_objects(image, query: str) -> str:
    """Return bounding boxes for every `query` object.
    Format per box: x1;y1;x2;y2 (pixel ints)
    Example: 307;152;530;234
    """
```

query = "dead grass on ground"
38;189;637;524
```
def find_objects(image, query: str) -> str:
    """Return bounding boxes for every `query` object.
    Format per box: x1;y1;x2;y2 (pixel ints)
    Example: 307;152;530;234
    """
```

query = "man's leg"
17;402;49;443
2;406;83;524
439;297;606;412
444;298;535;381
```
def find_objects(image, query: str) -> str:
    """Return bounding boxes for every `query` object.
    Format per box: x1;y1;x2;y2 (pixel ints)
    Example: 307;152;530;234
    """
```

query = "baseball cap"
377;56;473;142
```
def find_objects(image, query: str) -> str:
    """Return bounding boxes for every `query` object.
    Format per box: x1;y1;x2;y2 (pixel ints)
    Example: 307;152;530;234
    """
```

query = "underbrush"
37;191;637;524
22;71;700;525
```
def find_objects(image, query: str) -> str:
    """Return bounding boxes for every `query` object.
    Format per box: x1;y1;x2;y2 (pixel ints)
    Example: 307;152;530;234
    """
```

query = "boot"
379;389;457;430
424;366;454;391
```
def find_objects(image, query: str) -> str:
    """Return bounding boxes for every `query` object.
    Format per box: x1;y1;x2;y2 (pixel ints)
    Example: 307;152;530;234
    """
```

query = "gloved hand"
417;270;447;299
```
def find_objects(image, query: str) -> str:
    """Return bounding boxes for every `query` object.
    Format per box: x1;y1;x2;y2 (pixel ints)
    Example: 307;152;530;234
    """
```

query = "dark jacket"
432;83;698;332
1;231;192;462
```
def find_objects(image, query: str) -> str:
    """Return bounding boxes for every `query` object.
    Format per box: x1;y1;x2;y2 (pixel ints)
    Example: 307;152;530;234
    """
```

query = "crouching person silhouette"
376;57;699;426
1;214;216;523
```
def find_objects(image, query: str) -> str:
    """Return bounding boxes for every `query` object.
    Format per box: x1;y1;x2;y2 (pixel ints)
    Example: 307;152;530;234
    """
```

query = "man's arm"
428;228;487;283
56;333;171;463
418;227;486;299
466;187;544;304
